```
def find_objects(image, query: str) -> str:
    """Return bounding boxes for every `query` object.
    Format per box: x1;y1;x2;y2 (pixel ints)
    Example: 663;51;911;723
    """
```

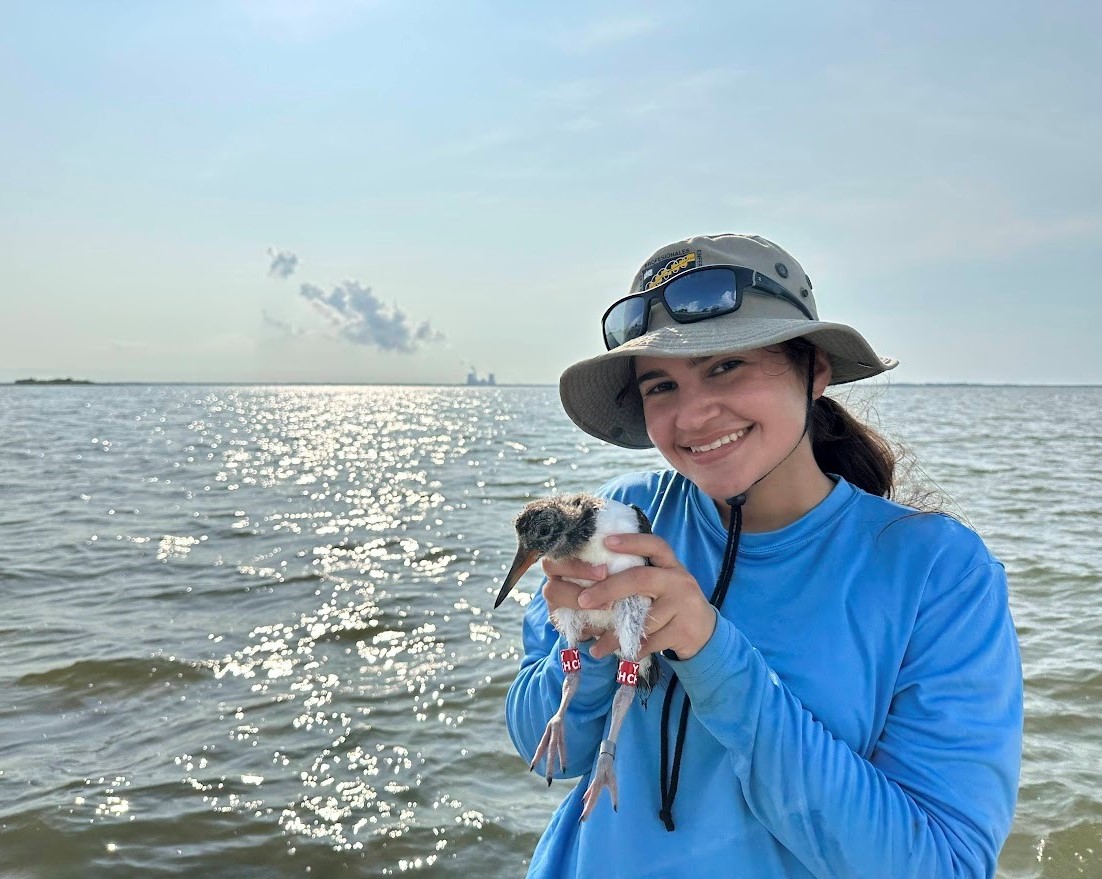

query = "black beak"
494;544;543;608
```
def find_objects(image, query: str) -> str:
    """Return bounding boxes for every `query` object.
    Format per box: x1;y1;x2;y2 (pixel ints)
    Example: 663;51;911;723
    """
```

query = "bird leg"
529;646;584;784
580;658;639;821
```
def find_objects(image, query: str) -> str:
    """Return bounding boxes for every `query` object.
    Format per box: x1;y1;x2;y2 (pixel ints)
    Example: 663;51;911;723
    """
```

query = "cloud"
267;247;300;279
299;280;444;353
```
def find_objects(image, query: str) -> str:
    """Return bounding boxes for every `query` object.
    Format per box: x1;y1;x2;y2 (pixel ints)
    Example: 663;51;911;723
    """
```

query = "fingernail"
605;535;621;547
578;592;594;608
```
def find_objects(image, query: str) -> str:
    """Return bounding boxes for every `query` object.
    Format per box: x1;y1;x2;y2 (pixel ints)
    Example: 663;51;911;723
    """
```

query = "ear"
812;349;833;399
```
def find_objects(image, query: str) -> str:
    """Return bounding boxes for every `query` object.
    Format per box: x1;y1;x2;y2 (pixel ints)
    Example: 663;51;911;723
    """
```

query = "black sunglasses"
601;265;814;350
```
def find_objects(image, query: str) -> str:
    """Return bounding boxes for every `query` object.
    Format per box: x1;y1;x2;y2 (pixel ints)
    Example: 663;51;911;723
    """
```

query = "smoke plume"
299;281;444;353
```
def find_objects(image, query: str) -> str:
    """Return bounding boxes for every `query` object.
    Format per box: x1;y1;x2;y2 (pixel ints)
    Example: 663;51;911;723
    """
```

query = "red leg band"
616;660;640;687
560;648;581;675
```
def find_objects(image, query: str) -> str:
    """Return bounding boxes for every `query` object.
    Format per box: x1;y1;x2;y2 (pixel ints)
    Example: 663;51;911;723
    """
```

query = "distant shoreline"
5;381;1101;389
12;378;94;385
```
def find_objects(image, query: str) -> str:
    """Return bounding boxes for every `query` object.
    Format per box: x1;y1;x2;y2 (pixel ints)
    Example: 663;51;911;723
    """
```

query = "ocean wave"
17;656;210;700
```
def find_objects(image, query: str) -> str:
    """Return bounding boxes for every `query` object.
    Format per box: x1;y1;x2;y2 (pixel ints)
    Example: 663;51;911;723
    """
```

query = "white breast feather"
549;498;652;667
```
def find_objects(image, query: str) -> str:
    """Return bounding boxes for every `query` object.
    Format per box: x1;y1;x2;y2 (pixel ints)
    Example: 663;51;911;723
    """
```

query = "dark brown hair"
782;339;952;515
781;338;897;498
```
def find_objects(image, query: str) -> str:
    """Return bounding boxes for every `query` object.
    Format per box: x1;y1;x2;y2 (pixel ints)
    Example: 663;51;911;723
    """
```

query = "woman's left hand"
577;532;717;661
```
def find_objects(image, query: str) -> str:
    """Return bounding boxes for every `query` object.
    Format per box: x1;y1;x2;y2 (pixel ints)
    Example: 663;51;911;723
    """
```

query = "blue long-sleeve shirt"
505;472;1022;878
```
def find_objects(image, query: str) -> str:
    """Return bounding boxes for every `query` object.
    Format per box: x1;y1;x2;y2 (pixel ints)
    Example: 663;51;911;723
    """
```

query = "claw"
580;750;618;821
578;680;635;823
529;715;567;783
530;664;581;783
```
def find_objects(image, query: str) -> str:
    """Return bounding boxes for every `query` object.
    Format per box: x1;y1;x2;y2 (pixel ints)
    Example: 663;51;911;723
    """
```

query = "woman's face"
635;346;830;506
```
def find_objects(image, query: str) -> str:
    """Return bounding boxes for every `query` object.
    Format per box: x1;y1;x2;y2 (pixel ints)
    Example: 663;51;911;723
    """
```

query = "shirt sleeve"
504;586;620;778
670;561;1023;879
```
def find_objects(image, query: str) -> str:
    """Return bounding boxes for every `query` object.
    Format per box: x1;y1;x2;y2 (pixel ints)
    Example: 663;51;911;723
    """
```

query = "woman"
504;233;1022;878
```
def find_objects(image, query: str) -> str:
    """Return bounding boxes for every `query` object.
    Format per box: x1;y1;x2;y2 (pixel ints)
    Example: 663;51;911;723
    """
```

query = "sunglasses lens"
664;268;740;319
602;267;754;349
604;297;648;349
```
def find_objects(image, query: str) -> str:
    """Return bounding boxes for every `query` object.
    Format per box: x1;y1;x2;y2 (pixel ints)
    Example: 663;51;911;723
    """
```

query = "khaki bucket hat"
558;233;898;449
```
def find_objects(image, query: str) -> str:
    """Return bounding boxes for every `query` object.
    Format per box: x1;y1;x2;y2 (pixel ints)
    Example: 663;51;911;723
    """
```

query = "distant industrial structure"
465;368;496;386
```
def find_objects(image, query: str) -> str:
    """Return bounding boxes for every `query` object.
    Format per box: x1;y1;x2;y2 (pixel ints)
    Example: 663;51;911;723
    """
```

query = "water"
0;384;1098;878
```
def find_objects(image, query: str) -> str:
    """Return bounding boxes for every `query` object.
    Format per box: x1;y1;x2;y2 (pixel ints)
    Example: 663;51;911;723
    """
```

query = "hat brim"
559;318;898;449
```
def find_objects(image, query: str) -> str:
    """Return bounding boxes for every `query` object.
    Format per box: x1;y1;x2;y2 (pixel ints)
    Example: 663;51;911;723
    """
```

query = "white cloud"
299;280;444;353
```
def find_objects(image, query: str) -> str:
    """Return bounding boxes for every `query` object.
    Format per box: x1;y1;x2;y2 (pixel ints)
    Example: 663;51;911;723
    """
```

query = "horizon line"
4;380;1102;389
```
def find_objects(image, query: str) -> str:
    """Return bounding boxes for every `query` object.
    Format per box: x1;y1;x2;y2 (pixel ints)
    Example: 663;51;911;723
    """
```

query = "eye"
710;358;744;376
640;379;676;397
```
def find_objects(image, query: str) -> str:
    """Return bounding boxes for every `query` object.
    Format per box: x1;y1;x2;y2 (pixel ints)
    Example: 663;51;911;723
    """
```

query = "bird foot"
580;749;617;821
529;716;567;784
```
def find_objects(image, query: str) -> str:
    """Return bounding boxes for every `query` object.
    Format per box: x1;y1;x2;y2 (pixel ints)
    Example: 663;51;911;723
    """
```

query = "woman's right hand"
541;557;609;642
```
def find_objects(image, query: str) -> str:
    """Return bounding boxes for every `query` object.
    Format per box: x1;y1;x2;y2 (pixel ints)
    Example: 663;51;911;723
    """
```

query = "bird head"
493;495;599;608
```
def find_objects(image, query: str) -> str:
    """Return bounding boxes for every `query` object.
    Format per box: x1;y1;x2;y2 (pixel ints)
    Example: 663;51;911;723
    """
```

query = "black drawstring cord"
657;684;690;831
709;494;746;610
658;493;746;831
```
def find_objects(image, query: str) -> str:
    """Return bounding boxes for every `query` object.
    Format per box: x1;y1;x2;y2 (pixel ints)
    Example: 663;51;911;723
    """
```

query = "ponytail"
782;339;897;499
809;395;895;498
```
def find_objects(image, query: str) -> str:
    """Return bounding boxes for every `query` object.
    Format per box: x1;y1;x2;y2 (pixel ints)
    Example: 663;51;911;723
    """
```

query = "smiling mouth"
687;427;750;454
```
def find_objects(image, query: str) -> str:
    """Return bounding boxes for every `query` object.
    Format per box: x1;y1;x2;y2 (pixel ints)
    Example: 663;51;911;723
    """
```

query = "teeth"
690;428;748;453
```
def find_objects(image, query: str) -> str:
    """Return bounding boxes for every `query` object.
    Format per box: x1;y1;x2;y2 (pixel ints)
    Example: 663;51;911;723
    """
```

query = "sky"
2;0;1100;385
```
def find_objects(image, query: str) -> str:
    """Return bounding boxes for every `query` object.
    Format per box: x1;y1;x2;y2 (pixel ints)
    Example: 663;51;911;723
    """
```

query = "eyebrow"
635;369;666;386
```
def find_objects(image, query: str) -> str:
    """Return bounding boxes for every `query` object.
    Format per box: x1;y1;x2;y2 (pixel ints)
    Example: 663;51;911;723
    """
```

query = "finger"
627;607;678;660
603;532;681;569
638;626;704;661
542;557;607;582
635;605;682;656
577;564;664;609
542;577;586;612
589;629;621;660
636;631;668;660
639;599;718;661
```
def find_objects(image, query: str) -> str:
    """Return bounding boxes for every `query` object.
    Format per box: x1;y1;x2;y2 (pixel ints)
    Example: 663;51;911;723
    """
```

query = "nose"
673;382;722;433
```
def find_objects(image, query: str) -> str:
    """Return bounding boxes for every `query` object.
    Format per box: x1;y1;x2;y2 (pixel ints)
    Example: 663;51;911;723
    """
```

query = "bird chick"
495;493;654;820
